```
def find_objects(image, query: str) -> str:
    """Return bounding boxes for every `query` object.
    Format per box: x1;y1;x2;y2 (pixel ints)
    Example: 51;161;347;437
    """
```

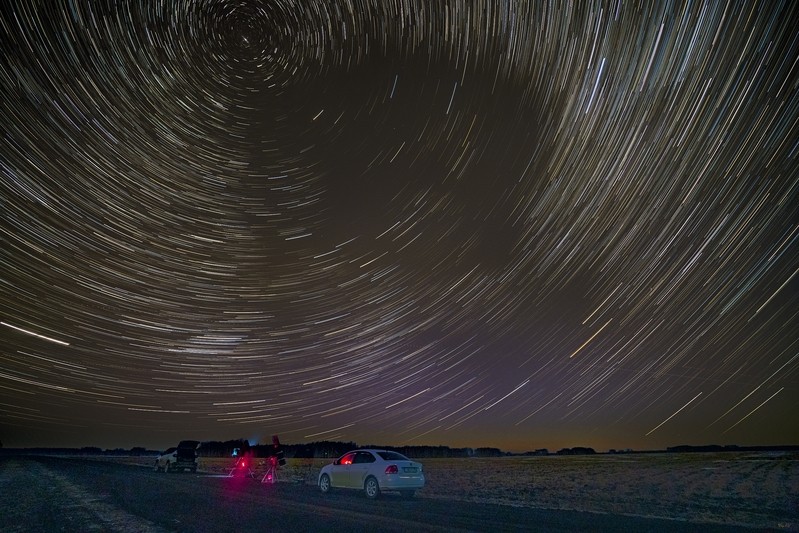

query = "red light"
385;464;398;474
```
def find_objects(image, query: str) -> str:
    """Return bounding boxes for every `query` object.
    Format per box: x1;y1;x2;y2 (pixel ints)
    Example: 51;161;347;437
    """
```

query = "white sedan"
318;449;425;499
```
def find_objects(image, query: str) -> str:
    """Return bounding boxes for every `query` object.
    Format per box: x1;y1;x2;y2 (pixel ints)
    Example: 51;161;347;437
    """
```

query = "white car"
318;449;425;499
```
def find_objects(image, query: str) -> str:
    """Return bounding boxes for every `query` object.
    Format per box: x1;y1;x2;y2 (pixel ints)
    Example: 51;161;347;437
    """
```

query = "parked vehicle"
318;449;424;499
154;440;199;473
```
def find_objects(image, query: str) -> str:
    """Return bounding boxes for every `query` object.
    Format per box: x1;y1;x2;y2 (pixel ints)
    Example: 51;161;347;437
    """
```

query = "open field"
111;451;798;530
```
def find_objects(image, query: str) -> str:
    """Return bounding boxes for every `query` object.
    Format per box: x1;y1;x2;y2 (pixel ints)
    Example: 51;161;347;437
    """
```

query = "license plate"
403;467;418;473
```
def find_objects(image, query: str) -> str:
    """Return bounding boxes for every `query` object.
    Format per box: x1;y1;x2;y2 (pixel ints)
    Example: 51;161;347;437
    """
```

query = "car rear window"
376;451;409;461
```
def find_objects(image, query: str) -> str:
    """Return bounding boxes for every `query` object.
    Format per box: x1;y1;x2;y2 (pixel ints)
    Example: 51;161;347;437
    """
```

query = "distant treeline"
0;441;502;458
200;439;506;459
2;442;797;458
555;447;596;455
0;446;153;456
665;444;799;453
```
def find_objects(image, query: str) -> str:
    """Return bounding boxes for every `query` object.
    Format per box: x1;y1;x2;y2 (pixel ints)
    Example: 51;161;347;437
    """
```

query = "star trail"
1;1;798;452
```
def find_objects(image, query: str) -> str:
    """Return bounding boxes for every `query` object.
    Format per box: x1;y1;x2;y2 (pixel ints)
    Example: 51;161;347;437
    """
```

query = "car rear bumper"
378;474;425;490
171;461;198;470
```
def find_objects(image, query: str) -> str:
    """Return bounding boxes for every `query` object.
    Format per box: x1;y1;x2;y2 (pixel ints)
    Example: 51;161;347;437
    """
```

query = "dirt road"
0;456;772;532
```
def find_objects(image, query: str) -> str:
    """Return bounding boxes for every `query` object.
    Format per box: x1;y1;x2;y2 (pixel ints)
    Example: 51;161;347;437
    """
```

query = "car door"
330;452;355;488
350;451;376;489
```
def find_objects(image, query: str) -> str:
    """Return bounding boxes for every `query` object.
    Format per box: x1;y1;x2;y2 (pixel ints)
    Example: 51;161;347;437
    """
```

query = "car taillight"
385;464;398;474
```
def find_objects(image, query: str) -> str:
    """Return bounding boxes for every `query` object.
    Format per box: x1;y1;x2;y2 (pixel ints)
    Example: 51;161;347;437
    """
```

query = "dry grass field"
115;451;797;530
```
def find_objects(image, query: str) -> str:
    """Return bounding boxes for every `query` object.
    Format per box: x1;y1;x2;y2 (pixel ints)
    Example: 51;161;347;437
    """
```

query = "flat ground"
2;454;788;532
111;451;798;530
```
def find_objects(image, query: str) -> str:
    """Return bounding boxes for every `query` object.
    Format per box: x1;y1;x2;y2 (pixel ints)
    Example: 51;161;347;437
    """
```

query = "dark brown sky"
1;1;797;453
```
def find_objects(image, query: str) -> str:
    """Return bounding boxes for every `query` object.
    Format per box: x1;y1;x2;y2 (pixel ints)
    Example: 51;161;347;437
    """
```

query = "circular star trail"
1;1;798;451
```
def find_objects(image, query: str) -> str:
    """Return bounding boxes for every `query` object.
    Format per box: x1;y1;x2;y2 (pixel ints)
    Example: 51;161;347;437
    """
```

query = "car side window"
339;452;356;465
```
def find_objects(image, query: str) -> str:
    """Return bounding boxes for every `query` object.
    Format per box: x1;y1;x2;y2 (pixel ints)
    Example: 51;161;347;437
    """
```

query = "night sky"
2;1;798;453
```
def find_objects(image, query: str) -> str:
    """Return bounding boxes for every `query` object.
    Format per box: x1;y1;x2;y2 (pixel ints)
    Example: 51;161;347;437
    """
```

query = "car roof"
348;449;405;455
349;449;386;453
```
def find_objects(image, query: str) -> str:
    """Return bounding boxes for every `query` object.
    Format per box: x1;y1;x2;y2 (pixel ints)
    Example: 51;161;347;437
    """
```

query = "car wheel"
364;476;380;499
400;490;415;499
319;474;331;493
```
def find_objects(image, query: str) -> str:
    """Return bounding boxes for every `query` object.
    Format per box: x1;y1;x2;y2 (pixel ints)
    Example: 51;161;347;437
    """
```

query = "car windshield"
376;451;410;461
